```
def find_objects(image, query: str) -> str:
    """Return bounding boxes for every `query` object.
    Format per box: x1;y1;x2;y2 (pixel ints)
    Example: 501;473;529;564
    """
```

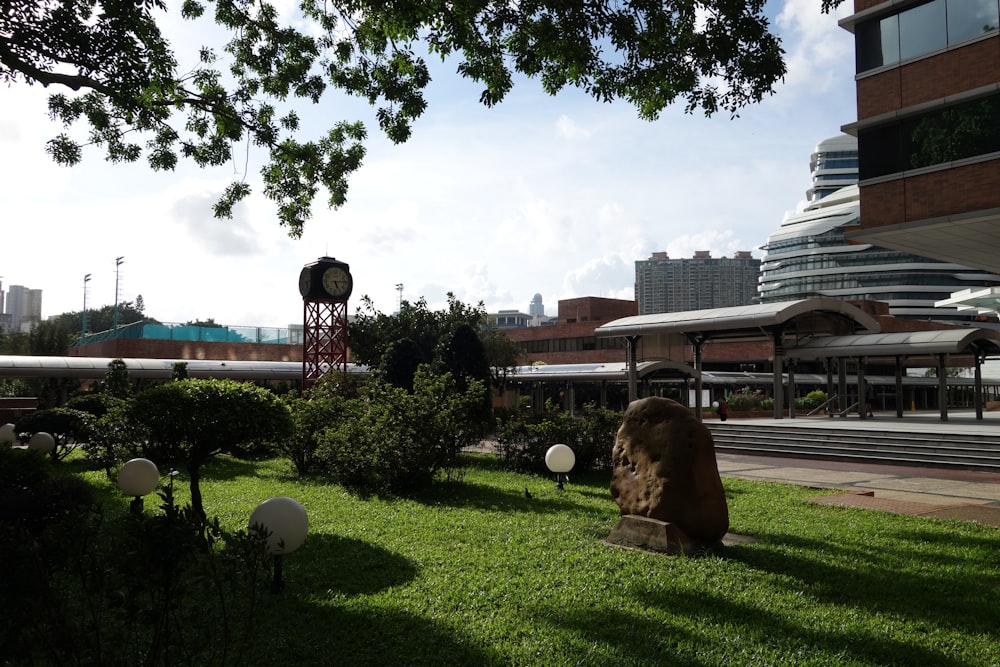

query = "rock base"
605;515;753;556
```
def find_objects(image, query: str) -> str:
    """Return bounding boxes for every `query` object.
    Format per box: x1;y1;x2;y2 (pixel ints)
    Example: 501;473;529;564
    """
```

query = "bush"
133;378;293;521
724;387;767;411
14;407;94;460
316;369;485;494
0;446;51;493
65;392;127;418
86;400;147;479
796;390;828;411
281;373;359;476
495;403;621;475
0;477;267;665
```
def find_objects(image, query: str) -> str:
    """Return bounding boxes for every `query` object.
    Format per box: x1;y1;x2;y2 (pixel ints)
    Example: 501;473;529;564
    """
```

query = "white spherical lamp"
27;432;55;454
118;458;161;497
545;443;576;490
249;496;309;555
545;443;575;474
0;423;16;445
250;496;309;593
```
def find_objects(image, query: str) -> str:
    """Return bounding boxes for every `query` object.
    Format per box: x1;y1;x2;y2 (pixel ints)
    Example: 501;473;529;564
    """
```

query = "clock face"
298;267;312;298
322;266;351;298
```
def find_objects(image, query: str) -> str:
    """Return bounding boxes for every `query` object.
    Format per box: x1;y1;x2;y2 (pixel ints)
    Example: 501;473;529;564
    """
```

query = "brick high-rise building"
840;0;1000;273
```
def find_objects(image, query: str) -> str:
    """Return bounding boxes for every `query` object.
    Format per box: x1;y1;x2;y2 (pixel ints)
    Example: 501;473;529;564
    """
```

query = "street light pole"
82;274;92;336
114;256;124;329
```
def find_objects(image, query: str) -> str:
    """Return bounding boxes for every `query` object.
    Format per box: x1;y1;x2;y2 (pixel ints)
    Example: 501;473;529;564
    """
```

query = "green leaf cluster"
495;402;620;474
3;0;845;236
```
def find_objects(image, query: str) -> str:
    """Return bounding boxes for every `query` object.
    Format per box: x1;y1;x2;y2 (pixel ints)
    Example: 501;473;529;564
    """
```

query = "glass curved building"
758;135;1000;322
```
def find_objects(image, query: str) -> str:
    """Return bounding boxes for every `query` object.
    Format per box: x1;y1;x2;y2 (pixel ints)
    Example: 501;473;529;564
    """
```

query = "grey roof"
786;329;1000;359
508;359;698;382
594;298;880;340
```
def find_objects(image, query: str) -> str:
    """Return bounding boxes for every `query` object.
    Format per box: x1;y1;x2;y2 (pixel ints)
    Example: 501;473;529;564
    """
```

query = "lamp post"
545;443;575;490
117;458;160;514
249;496;309;592
82;273;91;336
114;256;124;329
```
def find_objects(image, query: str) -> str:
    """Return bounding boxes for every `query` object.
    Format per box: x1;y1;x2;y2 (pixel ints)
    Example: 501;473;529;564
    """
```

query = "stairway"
705;420;1000;471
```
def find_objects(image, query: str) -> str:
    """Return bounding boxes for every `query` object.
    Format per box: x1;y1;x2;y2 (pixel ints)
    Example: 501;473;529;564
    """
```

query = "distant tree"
132;379;293;521
18;320;82;406
184;319;221;328
0;331;30;355
62;300;152;335
379;337;425;392
171;362;189;380
923;367;970;378
0;0;842;236
350;293;487;369
480;328;526;389
436;323;492;432
103;359;132;399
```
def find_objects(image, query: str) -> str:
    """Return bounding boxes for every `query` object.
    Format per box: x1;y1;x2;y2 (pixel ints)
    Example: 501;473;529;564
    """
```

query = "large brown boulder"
610;397;729;542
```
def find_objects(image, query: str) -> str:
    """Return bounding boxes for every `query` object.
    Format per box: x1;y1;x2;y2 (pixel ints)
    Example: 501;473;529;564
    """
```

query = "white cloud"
555;115;591;140
776;0;855;96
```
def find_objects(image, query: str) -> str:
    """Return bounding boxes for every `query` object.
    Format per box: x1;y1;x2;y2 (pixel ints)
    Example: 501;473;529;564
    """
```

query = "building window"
859;93;1000;179
855;0;999;73
899;0;947;60
947;0;1000;43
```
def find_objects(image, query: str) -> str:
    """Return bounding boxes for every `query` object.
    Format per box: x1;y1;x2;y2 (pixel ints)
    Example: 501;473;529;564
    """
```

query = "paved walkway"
715;410;1000;527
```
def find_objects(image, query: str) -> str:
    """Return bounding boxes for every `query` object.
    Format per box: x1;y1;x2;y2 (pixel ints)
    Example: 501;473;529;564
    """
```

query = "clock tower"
299;256;353;389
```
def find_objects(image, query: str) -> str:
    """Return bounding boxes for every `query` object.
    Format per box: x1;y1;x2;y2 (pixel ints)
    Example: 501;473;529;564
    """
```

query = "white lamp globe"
545;443;576;474
117;458;160;497
250;496;309;555
27;432;55;454
0;423;16;445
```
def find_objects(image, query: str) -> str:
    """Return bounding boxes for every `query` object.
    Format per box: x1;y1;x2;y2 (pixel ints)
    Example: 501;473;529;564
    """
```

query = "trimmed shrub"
316;369;485;494
15;407;94;460
132;378;293;520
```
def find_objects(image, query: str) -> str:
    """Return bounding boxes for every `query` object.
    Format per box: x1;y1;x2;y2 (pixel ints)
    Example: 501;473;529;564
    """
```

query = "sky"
0;0;857;330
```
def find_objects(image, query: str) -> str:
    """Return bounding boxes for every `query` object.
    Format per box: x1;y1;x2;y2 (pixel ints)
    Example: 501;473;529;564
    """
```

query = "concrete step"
705;423;1000;471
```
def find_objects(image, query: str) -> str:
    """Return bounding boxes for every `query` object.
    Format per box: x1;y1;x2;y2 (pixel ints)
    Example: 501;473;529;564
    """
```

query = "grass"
73;454;999;667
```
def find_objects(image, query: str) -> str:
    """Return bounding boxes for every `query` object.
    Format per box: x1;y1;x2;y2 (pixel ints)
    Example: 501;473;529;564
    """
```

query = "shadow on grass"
413;478;598;516
202;454;273;481
250;594;502;666
246;534;499;665
726;527;999;637
532;584;974;666
288;533;419;597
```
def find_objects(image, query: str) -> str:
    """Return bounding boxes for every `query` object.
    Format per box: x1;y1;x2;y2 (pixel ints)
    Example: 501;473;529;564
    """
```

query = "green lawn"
77;454;999;666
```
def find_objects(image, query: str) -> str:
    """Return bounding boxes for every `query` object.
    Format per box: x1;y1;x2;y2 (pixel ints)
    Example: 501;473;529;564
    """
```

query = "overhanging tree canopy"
2;0;844;236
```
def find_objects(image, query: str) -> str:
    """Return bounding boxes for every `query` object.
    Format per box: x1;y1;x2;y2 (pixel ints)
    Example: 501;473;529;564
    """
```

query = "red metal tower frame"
302;299;348;390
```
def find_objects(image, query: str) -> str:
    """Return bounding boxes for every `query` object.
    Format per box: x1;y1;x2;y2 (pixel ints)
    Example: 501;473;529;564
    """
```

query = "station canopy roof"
508;360;698;382
785;328;1000;360
593;298;880;342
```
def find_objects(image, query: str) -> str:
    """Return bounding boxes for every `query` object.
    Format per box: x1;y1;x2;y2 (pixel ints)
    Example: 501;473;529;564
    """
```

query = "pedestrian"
718;400;729;422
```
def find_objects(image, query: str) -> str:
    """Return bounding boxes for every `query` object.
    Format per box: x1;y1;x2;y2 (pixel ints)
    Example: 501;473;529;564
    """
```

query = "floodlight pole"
82;274;92;336
114;256;124;329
